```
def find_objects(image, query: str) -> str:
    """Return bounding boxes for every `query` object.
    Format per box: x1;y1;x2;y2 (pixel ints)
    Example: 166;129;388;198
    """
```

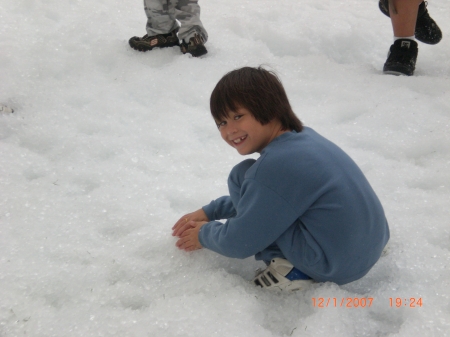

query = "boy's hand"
175;221;207;251
172;208;209;237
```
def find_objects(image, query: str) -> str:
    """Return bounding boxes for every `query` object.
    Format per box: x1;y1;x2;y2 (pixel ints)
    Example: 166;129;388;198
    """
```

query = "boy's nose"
226;123;237;134
227;127;237;135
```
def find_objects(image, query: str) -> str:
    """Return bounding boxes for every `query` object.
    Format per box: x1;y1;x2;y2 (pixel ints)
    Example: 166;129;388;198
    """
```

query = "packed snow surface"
1;0;449;336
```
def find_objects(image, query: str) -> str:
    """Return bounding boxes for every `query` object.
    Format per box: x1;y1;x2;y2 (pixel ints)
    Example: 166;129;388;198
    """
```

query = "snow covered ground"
1;0;449;336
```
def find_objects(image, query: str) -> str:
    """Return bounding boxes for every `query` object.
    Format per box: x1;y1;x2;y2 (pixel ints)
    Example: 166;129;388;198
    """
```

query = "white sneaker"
252;258;313;291
381;242;390;257
0;104;14;113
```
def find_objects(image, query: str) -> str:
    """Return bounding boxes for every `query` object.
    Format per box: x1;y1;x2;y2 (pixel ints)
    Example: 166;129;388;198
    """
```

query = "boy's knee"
228;159;256;187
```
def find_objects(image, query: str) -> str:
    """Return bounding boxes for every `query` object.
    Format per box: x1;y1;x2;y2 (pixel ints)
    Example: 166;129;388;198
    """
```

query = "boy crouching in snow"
172;67;389;291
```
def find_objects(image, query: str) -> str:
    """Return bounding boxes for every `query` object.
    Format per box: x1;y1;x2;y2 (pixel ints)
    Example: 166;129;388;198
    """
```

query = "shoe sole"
383;60;415;76
383;70;412;76
253;278;313;291
129;38;179;52
129;44;180;52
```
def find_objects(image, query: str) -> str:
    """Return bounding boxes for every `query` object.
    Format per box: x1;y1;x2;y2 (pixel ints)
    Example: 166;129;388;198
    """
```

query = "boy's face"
215;107;286;155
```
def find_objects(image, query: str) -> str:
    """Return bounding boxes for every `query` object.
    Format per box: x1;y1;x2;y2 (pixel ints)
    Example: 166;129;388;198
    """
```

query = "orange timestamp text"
389;297;423;308
312;297;373;308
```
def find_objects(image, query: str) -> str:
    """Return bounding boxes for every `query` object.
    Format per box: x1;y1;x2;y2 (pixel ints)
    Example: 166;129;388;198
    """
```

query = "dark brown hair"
210;66;303;132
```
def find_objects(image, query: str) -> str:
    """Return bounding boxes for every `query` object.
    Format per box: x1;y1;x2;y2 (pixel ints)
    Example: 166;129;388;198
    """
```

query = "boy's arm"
172;196;236;238
202;195;236;221
198;179;303;259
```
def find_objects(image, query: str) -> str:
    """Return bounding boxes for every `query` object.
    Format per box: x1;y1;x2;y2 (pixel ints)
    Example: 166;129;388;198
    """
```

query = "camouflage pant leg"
172;0;208;42
144;0;179;36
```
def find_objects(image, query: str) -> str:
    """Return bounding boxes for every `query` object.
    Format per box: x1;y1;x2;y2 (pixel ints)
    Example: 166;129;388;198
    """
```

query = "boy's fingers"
172;221;183;233
176;235;194;250
177;239;200;251
175;235;187;248
177;226;195;240
172;209;208;231
172;221;194;237
172;215;189;230
172;217;191;234
179;227;192;237
176;227;193;241
175;237;184;248
175;228;202;251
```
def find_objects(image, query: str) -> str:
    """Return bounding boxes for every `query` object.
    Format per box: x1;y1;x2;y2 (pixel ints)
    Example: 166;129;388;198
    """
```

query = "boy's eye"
216;121;227;128
234;115;243;120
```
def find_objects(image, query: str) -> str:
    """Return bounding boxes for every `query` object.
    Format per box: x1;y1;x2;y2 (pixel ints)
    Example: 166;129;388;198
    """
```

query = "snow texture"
1;0;449;336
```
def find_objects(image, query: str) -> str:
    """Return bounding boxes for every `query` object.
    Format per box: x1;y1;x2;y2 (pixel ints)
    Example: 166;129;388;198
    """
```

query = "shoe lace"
389;48;416;64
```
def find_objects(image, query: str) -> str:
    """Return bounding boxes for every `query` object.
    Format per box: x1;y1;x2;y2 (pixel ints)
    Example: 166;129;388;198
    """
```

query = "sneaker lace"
391;49;416;64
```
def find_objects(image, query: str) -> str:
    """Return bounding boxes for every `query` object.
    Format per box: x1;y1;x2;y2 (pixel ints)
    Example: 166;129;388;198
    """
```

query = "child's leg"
227;159;256;209
383;0;422;75
379;0;442;45
388;0;421;38
227;159;294;262
144;0;179;36
173;0;208;42
228;160;311;282
228;159;293;258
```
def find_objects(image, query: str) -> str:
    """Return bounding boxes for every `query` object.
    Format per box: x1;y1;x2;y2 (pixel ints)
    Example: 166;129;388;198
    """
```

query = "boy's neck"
258;124;291;153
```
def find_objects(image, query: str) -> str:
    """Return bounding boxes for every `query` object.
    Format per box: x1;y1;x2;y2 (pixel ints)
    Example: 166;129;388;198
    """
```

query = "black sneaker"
180;34;207;57
379;0;442;45
129;30;180;52
415;2;442;45
383;39;418;76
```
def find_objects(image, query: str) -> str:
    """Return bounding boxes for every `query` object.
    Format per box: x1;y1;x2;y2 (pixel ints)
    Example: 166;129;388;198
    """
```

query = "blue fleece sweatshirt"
199;127;389;285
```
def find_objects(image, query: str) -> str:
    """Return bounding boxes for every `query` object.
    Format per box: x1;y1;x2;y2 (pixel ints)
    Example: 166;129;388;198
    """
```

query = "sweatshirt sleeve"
198;178;301;259
202;196;237;221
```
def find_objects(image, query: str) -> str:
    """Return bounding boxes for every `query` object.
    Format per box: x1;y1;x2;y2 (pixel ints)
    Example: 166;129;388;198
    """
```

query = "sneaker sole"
129;38;179;52
383;70;412;76
253;278;313;291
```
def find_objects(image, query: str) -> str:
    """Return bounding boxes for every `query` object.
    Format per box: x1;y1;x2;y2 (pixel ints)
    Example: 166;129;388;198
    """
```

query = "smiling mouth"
232;136;247;145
